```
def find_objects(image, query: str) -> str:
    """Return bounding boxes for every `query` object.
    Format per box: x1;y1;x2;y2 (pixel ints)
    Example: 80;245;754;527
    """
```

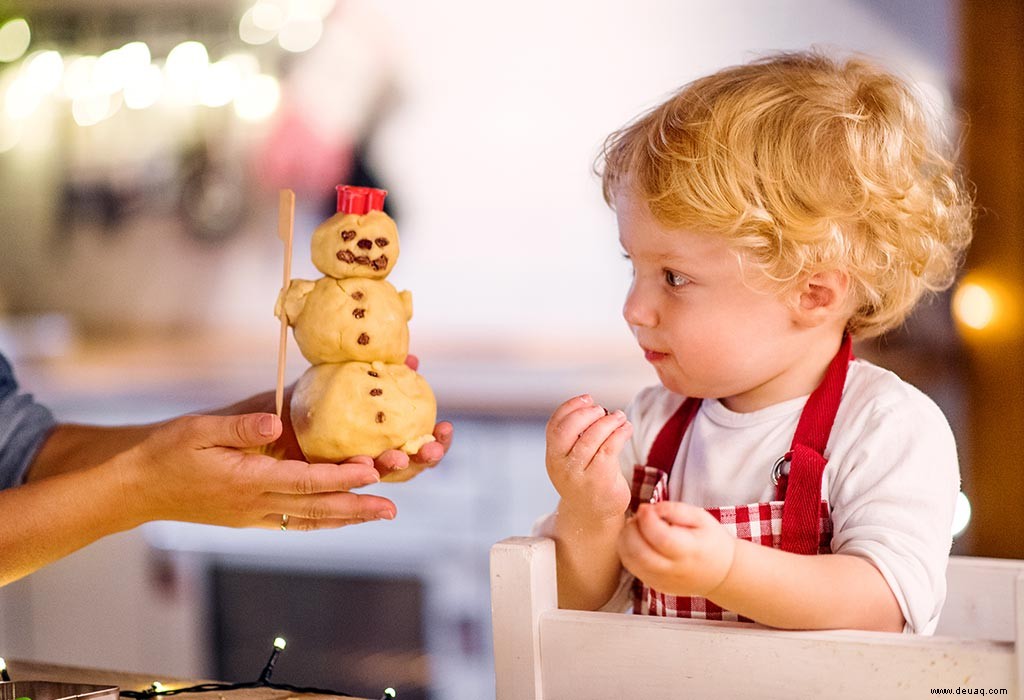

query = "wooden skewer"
275;189;296;418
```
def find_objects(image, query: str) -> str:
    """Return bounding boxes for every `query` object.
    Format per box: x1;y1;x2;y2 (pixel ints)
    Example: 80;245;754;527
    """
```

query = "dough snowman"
278;185;436;477
277;276;412;365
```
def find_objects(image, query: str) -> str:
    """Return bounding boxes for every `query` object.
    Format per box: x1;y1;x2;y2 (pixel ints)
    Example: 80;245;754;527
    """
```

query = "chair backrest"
937;555;1024;641
490;537;1024;700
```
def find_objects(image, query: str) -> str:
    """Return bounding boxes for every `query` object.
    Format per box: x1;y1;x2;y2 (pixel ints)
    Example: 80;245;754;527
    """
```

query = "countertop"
9;326;657;420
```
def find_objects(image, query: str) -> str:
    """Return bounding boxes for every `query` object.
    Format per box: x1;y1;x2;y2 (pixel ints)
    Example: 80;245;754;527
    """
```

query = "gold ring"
280;514;290;531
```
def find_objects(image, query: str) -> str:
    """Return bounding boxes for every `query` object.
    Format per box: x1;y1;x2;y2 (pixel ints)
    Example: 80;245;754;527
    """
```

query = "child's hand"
119;413;399;530
545;394;633;522
618;501;737;597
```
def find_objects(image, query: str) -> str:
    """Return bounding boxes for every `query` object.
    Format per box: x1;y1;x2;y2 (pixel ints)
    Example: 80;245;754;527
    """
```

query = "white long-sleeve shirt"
536;359;960;634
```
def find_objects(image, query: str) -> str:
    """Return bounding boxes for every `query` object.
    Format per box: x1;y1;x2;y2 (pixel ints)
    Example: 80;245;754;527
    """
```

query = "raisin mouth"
335;250;390;272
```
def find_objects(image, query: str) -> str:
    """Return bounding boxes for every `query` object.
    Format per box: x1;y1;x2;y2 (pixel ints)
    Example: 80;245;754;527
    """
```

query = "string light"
239;7;278;45
258;636;286;683
116;637;397;700
233;73;279;122
0;18;31;63
0;9;307;132
238;0;332;52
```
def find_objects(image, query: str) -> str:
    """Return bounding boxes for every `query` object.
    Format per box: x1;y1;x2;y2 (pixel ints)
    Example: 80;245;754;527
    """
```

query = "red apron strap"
778;334;853;554
646;397;702;473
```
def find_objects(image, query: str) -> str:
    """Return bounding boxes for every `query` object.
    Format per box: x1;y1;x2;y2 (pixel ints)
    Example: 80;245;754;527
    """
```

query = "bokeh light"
0;19;31;63
233;73;279;121
952;282;996;331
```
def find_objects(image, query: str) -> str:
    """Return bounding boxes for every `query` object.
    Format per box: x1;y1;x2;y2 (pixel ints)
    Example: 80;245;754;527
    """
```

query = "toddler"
539;50;973;634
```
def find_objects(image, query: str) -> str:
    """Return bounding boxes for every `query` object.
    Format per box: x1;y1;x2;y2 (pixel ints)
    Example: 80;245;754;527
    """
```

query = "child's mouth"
644;349;669;362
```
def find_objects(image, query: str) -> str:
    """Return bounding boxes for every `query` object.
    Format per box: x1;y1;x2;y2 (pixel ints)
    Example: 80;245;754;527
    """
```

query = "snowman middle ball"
281;277;413;365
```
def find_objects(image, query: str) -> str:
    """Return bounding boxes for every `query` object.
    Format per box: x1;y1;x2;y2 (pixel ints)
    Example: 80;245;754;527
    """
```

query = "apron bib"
629;335;853;620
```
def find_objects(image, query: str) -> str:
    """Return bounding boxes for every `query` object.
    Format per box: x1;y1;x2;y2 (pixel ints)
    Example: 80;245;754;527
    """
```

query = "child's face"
616;192;809;413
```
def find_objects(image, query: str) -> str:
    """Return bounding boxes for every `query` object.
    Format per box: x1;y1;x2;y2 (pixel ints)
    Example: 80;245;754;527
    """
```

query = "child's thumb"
191;413;282;449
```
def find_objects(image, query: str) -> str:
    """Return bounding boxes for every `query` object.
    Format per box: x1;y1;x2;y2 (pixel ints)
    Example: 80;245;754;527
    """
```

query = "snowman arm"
399;289;413;320
275;279;316;323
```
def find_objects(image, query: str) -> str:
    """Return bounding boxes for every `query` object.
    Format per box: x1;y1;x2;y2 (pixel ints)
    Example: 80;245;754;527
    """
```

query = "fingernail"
579;394;593;404
375;510;395;520
258;414;277;436
613;409;626;419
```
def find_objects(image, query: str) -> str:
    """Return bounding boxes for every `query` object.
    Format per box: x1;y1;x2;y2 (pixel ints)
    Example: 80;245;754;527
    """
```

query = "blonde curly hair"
600;50;974;338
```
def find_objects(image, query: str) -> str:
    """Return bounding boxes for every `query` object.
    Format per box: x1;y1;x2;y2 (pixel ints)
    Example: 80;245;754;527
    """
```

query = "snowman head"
310;186;399;279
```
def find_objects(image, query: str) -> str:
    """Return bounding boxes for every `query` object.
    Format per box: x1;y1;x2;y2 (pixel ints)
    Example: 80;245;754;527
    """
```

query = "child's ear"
793;270;851;326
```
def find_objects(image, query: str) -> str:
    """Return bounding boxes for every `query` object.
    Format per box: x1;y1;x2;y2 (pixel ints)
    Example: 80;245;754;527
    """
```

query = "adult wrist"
109;444;160;528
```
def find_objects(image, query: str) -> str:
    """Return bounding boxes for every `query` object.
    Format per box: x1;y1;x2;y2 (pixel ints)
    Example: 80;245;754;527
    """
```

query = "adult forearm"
0;463;139;586
708;540;905;631
25;422;161;482
551;505;626;611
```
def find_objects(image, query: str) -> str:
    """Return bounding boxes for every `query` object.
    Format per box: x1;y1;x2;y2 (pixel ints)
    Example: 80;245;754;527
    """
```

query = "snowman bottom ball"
291;361;437;481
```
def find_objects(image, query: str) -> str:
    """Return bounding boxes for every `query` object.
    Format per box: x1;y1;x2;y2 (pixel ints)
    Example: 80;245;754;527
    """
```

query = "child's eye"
664;269;690;287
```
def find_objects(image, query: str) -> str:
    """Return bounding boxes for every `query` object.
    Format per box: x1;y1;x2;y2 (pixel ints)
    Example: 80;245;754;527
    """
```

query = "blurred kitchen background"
0;0;1021;698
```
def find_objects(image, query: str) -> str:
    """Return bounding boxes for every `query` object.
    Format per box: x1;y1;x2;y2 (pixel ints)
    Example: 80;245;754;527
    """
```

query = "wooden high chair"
490;537;1024;699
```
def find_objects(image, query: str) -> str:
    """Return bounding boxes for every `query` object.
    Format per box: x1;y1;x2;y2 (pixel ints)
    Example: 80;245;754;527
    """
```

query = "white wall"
365;0;955;346
3;0;955;363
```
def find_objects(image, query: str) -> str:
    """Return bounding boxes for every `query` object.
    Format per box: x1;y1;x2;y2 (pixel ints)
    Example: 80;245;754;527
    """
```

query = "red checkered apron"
629;335;853;620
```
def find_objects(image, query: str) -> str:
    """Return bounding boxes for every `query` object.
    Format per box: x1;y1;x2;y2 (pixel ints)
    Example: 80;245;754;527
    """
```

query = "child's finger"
571;410;628;466
619;516;674;573
547;394;595;434
651;500;712;528
634;503;692;559
550;405;608;454
583;416;633;472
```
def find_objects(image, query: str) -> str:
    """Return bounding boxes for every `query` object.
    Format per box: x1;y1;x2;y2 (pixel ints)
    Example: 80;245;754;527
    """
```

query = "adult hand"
119;412;397;530
618;501;736;597
545;393;632;522
226;353;453;481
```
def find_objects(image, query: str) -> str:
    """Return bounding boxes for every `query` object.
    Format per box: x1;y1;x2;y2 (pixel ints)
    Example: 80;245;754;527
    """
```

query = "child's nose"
623;283;657;328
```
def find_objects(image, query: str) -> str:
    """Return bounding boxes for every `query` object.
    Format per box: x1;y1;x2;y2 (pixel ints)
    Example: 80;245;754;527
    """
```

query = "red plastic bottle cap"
336;185;388;215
